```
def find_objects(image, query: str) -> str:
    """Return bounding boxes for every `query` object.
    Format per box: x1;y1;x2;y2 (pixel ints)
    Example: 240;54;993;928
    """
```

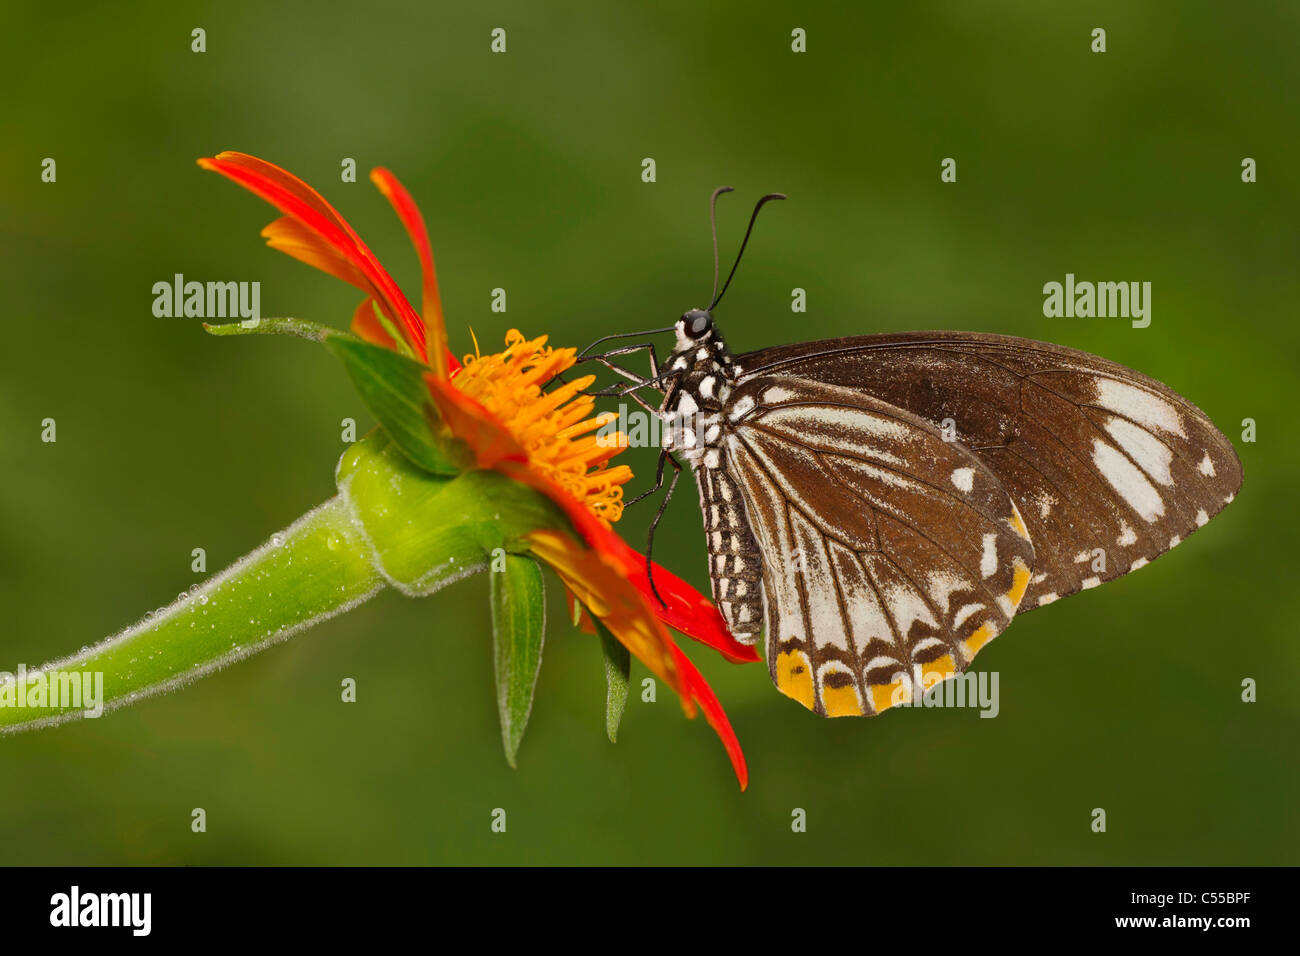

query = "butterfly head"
671;308;733;370
675;308;716;347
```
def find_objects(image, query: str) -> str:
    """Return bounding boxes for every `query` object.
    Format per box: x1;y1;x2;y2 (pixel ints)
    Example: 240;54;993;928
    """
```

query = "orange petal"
521;464;758;663
507;457;758;665
528;528;748;789
527;529;689;709
369;167;453;379
350;298;399;351
605;534;761;664
493;439;757;662
426;375;528;468
198;151;426;359
669;643;749;790
262;216;369;293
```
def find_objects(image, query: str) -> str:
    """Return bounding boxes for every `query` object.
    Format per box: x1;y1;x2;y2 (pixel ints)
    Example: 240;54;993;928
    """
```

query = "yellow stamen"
454;330;632;526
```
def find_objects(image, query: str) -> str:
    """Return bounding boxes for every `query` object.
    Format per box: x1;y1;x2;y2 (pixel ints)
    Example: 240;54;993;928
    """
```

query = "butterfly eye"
682;309;712;339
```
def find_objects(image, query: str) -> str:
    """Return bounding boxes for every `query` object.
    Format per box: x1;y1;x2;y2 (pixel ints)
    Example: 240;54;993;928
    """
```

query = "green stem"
0;431;572;734
0;496;381;732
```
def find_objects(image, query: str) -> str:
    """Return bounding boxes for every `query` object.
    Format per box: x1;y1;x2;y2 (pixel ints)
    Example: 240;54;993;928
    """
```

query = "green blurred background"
2;1;1296;865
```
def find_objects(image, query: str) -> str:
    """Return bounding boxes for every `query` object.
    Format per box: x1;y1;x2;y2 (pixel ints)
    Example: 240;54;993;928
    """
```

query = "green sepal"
595;619;630;743
337;432;571;595
490;554;547;768
205;318;464;476
323;335;464;476
204;316;337;342
356;298;417;361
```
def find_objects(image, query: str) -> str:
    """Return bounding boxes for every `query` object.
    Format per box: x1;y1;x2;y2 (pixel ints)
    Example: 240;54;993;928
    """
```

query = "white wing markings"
1091;439;1166;522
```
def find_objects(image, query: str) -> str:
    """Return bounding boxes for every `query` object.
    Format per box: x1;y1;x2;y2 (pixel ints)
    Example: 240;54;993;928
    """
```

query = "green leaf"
596;619;630;743
490;554;547;768
206;317;462;476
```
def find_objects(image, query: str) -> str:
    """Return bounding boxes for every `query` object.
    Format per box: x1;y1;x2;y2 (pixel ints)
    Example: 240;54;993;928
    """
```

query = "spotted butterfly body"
656;315;1242;718
659;323;767;640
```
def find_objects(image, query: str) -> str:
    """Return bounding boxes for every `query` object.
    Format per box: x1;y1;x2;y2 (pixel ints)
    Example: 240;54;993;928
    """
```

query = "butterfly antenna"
708;186;735;304
708;192;786;311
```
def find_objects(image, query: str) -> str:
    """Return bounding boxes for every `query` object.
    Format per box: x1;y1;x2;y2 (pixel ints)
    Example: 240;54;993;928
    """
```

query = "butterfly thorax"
659;314;737;466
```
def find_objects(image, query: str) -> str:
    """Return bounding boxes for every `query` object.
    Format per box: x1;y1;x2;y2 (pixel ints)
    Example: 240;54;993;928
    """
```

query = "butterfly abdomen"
696;466;765;643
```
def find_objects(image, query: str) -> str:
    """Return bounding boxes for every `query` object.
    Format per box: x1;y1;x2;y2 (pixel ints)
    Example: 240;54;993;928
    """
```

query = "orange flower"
199;151;758;787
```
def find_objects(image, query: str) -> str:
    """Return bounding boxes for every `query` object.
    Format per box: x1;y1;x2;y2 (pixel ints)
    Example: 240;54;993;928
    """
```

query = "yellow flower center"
452;330;632;527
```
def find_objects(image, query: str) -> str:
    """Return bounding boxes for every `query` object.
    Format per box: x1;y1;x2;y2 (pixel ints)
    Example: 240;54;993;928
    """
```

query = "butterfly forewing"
734;332;1243;610
719;376;1035;716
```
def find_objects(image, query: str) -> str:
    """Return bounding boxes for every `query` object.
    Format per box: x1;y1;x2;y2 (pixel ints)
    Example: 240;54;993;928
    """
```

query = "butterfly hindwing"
717;375;1036;716
734;332;1242;610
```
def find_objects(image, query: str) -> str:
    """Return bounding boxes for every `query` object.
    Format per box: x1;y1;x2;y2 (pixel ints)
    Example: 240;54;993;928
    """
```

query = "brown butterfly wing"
734;332;1242;611
718;376;1035;716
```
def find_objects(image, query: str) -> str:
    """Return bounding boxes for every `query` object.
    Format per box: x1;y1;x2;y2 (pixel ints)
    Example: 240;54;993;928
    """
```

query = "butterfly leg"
612;371;675;403
548;330;667;389
549;349;643;391
574;327;673;363
583;353;665;417
576;342;660;388
564;343;677;401
629;449;682;608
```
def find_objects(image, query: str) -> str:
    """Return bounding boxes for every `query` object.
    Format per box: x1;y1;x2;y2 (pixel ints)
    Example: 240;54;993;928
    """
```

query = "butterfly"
581;189;1243;717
